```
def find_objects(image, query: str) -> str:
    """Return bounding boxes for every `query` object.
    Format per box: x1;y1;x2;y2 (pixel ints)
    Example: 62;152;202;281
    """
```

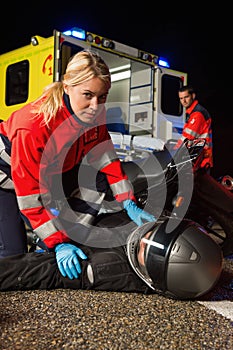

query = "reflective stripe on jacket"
0;134;14;189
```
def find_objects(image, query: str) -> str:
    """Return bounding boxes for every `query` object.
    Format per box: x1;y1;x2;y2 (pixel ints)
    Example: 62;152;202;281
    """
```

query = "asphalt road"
0;254;232;350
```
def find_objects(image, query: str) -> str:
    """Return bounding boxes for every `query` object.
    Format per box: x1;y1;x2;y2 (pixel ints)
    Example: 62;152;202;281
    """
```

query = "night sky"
2;3;232;177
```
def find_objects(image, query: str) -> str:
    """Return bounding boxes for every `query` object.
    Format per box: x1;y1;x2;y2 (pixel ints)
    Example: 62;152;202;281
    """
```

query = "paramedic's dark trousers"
0;188;27;258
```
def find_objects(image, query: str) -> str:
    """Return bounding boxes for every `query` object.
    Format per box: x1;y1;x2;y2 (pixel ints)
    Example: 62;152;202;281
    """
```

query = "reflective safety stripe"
17;193;45;210
17;187;105;211
59;207;93;226
184;127;209;140
33;218;65;240
110;178;133;197
59;189;105;225
91;150;118;170
180;135;186;142
0;136;13;189
71;187;105;204
0;170;14;189
18;187;105;241
0;137;11;165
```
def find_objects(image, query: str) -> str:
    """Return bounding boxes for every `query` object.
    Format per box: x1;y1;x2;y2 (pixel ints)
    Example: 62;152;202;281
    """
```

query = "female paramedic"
0;49;155;279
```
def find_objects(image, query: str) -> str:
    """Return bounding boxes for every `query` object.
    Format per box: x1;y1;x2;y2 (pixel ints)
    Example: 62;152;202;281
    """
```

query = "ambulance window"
5;60;29;106
161;74;183;117
60;42;82;78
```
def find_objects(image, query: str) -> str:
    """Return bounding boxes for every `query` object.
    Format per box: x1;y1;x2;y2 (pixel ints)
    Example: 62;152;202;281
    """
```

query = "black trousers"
0;188;27;257
0;212;149;294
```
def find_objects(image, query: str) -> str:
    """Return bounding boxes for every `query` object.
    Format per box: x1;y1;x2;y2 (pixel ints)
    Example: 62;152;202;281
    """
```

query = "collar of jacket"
186;99;198;115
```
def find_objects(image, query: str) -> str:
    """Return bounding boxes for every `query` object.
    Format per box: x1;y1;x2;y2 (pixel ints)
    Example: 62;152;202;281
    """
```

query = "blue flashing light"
158;57;170;68
63;27;86;40
63;30;72;36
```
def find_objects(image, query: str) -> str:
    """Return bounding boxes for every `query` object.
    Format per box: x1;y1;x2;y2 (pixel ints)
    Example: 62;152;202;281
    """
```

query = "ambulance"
0;27;187;154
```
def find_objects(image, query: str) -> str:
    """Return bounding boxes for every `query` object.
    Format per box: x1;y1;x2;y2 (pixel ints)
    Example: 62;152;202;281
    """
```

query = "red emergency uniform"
174;100;213;169
0;95;135;249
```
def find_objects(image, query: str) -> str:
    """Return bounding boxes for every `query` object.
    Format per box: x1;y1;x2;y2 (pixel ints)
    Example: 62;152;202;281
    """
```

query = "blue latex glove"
55;243;87;280
50;208;60;216
123;199;156;226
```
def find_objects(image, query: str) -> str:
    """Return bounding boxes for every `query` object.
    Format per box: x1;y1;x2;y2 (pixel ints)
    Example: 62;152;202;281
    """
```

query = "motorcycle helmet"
126;217;223;299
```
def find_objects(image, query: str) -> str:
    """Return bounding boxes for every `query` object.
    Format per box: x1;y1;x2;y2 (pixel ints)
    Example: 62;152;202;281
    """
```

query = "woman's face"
64;77;109;124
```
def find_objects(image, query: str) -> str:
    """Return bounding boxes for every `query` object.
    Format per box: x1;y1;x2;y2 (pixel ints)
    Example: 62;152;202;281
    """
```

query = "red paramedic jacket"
174;100;213;169
0;97;135;248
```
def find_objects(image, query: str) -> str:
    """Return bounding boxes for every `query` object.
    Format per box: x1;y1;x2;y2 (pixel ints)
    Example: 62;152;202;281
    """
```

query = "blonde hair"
32;50;111;126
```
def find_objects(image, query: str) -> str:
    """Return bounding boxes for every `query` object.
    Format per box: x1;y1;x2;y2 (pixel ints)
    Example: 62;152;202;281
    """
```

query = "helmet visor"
126;220;164;289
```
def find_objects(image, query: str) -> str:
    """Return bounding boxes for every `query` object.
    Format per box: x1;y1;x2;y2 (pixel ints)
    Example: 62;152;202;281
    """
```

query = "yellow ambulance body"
0;35;55;120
